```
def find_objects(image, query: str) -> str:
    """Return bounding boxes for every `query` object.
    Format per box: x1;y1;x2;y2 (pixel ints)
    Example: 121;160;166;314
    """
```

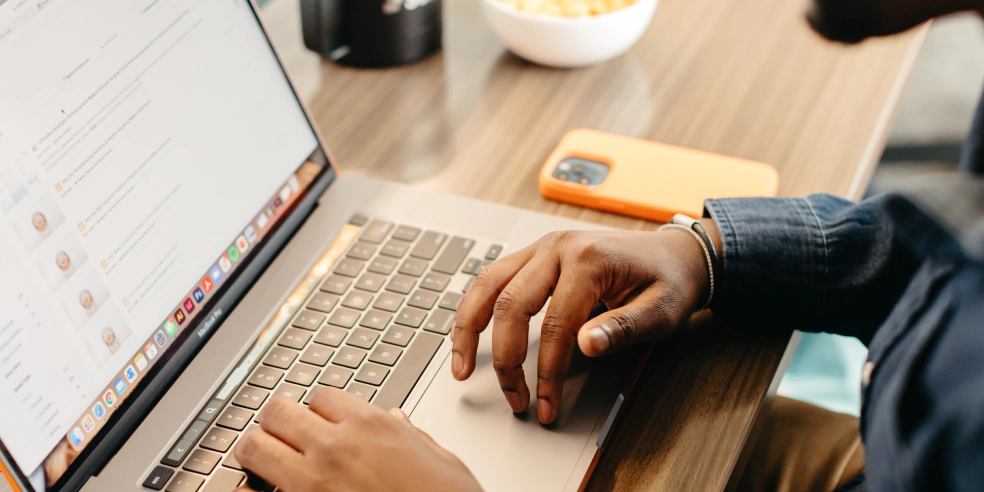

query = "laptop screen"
0;0;330;488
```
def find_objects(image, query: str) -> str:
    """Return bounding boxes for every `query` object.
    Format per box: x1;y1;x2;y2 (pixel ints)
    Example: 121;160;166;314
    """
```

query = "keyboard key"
407;290;439;310
372;292;405;312
439;292;462;311
273;383;307;403
359;220;393;243
328;308;360;328
277;328;311;350
341;291;373;310
333;258;365;278
285;364;321;387
198;400;224;422
292;310;325;331
347;328;379;349
392;225;420;241
355;363;390;386
395;307;426;328
318;366;354;388
303;385;325;404
333;346;367;368
422;309;454;335
354;273;386;293
217;407;253;431
485;244;503;260
320;275;351;295
479;259;494;272
369;345;403;366
433;237;474;274
200;428;238;453
398;258;428;277
143;465;174;490
201;469;246;492
346;382;376;402
232;386;269;410
166;471;204;492
410;231;447;260
263;347;298;369
461;257;482;275
367;256;398;275
181;421;208;442
183;449;221;475
162;439;194;467
248;367;284;389
359;309;392;330
372;332;443;410
306;292;339;313
420;272;451;292
381;240;411;258
385;274;416;294
299;345;334;366
314;326;347;347
222;452;241;470
346;242;376;260
382;326;415;347
348;213;369;226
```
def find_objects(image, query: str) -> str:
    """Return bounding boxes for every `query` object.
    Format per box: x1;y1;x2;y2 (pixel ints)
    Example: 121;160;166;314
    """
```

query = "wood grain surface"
259;0;925;489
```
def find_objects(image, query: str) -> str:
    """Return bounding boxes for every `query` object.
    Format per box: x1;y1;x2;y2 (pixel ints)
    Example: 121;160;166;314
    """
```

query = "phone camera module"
553;157;609;186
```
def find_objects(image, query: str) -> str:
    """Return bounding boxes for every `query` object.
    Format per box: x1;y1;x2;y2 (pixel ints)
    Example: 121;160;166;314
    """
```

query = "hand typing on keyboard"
450;227;718;424
232;390;482;492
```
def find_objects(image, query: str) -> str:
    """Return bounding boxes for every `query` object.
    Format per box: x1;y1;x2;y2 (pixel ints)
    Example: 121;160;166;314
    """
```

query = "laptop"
0;0;640;491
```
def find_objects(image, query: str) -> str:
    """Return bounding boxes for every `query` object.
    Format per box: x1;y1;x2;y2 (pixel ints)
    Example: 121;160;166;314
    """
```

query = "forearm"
701;194;920;343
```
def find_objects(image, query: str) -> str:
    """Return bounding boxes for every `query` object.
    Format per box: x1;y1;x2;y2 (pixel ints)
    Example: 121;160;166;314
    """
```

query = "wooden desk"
259;0;925;489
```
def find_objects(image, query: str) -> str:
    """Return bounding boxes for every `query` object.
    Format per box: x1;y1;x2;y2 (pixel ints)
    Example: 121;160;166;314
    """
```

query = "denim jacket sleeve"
703;194;920;345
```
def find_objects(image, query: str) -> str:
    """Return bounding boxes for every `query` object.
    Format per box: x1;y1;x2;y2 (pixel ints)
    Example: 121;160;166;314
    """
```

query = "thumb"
576;287;687;357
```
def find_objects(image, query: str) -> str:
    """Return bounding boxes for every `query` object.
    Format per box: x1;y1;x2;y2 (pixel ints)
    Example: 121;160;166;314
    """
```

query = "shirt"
701;88;984;492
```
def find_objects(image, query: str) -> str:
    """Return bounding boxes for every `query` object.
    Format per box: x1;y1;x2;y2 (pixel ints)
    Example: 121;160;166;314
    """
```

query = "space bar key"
372;332;444;410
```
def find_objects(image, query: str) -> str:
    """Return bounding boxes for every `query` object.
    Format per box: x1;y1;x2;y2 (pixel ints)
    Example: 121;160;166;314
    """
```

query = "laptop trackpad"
409;309;636;491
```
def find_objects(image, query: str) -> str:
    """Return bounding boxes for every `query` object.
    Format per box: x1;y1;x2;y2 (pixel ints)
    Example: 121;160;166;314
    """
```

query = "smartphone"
539;129;779;222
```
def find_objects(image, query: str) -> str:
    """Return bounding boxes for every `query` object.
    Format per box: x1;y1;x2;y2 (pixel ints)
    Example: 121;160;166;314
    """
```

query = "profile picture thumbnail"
36;229;89;289
12;192;66;252
82;308;133;367
59;266;111;328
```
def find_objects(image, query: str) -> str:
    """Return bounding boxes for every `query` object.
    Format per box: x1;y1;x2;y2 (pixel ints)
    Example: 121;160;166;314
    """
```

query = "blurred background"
777;13;984;416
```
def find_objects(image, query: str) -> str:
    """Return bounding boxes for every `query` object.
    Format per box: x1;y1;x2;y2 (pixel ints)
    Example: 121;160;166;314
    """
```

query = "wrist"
656;225;712;311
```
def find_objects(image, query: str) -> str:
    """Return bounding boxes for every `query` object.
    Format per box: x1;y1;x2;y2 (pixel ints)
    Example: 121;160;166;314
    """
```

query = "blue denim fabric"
703;188;984;492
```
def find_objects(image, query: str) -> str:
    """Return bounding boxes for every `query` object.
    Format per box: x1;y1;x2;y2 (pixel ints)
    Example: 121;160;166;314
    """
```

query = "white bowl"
480;0;658;68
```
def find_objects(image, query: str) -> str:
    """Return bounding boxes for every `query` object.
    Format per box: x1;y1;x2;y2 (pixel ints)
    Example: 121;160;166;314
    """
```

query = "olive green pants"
737;397;866;492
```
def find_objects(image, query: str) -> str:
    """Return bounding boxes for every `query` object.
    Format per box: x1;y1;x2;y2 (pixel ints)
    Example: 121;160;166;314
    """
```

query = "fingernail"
538;398;554;424
505;392;524;412
452;351;463;376
588;326;611;353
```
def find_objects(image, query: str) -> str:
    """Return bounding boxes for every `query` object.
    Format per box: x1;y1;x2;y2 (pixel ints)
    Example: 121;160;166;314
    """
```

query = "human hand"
233;390;482;492
451;224;718;424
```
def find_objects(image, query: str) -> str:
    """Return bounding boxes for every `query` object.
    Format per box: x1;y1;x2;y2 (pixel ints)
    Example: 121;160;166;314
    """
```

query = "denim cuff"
703;197;828;325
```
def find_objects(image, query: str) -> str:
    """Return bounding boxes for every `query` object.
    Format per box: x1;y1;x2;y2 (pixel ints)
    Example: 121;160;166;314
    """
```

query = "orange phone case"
539;129;779;222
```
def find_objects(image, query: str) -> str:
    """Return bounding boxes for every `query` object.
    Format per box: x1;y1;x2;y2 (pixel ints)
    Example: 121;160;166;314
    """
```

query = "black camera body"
300;0;442;68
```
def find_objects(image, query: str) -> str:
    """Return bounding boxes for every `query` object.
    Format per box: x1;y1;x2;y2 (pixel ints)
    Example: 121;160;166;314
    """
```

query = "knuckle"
574;240;603;261
491;356;522;378
539;313;571;342
606;310;641;342
493;284;522;317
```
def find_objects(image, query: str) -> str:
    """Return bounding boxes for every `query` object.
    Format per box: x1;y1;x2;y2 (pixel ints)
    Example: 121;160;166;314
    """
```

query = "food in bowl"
481;0;658;67
498;0;637;17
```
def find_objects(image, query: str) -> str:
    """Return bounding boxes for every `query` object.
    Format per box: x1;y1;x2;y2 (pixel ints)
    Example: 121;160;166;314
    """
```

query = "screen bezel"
0;0;339;489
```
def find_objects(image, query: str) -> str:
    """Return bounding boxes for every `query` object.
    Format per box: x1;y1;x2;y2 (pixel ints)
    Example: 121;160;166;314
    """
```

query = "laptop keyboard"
142;215;503;492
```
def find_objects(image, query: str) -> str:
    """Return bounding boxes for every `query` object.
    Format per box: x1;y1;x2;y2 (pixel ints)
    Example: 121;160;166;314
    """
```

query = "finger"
577;283;688;357
307;386;374;423
535;264;602;424
490;253;560;413
257;397;333;452
451;243;538;380
234;428;303;490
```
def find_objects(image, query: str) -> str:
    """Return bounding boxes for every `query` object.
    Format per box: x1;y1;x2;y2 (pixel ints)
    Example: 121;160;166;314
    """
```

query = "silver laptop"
0;1;640;491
